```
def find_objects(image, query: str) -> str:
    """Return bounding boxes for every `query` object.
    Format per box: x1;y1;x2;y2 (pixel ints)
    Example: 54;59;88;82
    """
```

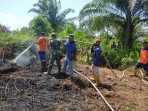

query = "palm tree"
28;0;76;32
79;0;148;48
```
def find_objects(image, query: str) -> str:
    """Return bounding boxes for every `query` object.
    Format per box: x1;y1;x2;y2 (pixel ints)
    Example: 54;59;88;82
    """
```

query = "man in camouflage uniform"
44;33;61;75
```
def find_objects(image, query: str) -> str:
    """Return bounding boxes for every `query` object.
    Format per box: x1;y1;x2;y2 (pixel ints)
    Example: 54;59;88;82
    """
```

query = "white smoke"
12;43;51;67
12;44;39;67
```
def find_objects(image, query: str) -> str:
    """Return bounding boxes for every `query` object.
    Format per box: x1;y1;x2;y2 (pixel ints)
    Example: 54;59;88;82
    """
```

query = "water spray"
12;43;35;63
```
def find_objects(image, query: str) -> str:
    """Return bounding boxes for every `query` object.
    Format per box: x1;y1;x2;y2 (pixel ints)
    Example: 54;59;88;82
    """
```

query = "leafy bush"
65;24;74;35
0;31;35;54
144;37;148;41
29;15;53;37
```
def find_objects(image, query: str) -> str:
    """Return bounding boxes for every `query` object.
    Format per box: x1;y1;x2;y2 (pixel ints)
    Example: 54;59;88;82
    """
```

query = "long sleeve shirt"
64;41;76;59
91;46;102;66
139;47;148;64
49;39;61;55
36;37;46;51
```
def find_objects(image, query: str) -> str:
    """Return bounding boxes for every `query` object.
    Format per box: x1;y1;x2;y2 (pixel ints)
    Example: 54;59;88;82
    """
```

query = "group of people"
111;41;121;49
36;33;76;78
35;32;102;86
35;32;148;87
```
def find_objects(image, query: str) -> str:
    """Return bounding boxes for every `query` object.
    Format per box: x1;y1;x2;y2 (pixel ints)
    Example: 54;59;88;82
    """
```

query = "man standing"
131;41;148;78
91;39;102;86
111;42;116;49
62;34;76;78
117;41;121;49
36;32;47;72
44;33;61;75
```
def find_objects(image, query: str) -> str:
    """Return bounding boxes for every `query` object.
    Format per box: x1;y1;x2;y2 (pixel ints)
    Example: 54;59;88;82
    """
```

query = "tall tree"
79;0;148;48
28;0;76;32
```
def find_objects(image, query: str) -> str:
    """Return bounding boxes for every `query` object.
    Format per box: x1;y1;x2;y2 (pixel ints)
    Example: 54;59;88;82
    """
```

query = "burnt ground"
0;62;148;111
0;47;148;111
0;64;109;111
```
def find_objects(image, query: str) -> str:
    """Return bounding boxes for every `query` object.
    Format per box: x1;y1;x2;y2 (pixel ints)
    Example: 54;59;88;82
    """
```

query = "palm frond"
28;8;42;14
59;8;75;18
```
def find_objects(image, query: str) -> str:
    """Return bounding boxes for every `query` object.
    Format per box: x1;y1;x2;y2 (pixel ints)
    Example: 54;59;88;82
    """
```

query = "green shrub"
0;32;35;53
29;15;53;37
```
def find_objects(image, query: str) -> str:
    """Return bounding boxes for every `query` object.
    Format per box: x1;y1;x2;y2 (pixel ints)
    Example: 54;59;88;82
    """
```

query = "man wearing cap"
131;41;148;78
91;39;102;86
44;33;61;75
35;32;47;72
61;34;76;78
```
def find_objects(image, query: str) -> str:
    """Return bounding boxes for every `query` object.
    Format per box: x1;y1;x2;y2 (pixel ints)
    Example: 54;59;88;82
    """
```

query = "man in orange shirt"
131;41;148;78
35;32;47;72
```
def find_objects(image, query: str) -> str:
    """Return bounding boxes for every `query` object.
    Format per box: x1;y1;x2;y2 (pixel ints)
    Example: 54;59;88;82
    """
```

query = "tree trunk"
124;12;131;48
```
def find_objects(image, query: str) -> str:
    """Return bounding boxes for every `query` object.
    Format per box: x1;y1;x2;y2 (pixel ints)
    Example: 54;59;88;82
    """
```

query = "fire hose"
13;38;147;85
61;39;147;85
73;69;115;111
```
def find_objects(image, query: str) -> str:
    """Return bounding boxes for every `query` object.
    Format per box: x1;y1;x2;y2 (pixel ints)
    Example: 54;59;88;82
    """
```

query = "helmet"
95;39;101;44
141;41;148;44
67;34;74;39
40;32;45;36
51;33;56;37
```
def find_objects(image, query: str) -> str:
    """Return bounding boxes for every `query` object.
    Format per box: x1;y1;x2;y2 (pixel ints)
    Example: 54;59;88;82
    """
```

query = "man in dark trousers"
91;39;102;86
35;32;47;72
131;41;148;78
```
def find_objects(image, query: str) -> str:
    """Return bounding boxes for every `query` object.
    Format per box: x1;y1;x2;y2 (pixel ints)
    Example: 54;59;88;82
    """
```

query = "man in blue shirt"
62;34;76;78
111;42;116;49
91;39;102;86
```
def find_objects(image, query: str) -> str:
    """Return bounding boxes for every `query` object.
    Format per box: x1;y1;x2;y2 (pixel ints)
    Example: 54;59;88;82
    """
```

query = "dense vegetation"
0;0;148;69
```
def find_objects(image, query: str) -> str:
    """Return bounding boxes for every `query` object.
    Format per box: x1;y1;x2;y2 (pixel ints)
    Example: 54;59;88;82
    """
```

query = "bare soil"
75;64;148;111
0;48;148;111
0;64;109;111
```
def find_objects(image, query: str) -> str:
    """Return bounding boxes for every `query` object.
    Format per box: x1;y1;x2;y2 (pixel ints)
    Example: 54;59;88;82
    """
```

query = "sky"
0;0;92;30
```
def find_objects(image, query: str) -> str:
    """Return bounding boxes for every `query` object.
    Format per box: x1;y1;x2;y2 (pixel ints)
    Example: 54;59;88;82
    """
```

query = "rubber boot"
131;68;137;76
93;76;100;86
143;71;148;79
58;65;61;74
91;72;95;81
40;61;44;72
42;61;47;72
44;67;51;75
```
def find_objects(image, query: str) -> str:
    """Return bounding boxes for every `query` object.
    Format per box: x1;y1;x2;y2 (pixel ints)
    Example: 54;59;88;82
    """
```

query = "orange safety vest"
36;37;46;51
139;47;148;64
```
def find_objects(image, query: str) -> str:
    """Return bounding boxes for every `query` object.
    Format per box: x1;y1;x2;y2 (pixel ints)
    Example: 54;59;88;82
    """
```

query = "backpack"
69;52;76;61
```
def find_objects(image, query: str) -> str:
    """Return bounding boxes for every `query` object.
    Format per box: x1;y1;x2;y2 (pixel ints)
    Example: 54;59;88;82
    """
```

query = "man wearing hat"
131;41;148;78
91;39;102;86
61;34;76;78
35;32;47;72
44;33;61;75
